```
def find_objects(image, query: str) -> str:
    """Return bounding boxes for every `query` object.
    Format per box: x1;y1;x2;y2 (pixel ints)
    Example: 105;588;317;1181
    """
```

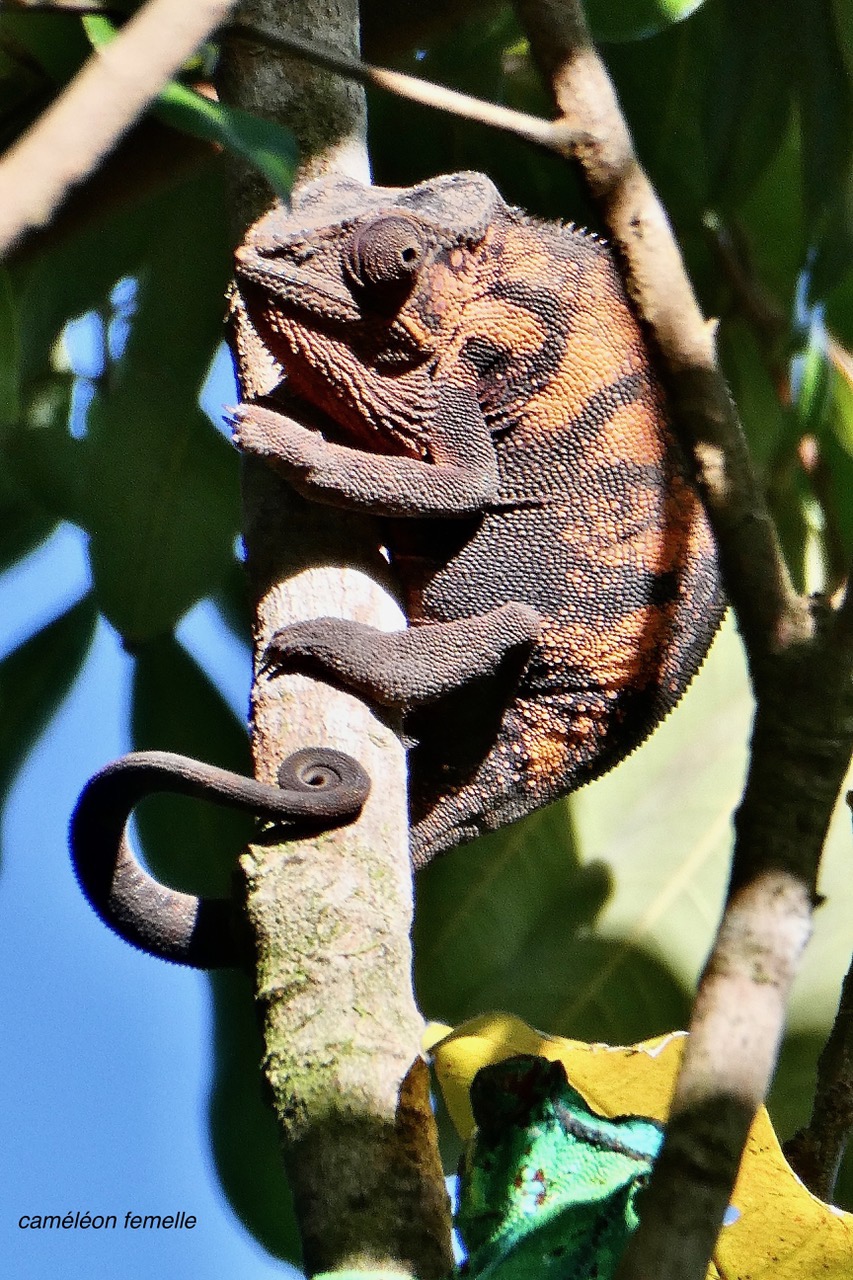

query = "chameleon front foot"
70;747;370;968
260;603;544;710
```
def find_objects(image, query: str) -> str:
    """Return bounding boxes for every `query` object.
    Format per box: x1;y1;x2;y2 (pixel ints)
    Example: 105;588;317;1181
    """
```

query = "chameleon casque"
70;171;723;964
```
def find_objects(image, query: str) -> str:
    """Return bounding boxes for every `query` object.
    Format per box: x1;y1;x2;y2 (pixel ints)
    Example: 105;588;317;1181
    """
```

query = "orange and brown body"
232;173;724;865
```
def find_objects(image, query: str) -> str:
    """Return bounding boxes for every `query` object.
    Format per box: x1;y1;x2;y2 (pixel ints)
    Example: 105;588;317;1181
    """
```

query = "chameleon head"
231;172;504;454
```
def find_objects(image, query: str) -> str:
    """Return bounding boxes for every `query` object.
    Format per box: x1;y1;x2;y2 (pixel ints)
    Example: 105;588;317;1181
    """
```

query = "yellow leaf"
426;1014;853;1278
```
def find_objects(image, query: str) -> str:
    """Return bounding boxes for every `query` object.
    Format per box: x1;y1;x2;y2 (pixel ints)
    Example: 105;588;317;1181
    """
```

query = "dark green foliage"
0;595;97;834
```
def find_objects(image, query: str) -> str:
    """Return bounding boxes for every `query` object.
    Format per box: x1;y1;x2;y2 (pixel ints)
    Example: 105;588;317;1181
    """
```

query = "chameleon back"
402;209;723;861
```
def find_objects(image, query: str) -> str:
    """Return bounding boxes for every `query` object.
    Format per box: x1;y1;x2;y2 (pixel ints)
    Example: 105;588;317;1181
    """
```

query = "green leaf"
80;168;241;642
717;319;791;470
564;621;751;1021
810;356;853;568
426;609;853;1205
211;556;253;648
829;350;853;457
414;773;689;1049
80;13;122;48
0;266;20;428
0;595;97;832
12;165;239;643
602;7;716;227
369;11;586;225
0;32;52;153
786;0;853;296
83;12;296;197
0;479;55;575
416;619;752;1049
585;0;707;44
794;324;832;433
790;0;852;227
715;317;811;591
832;0;853;82
7;372;84;524
701;0;794;211
84;398;240;642
156;84;297;199
0;10;90;84
824;249;853;348
13;165;214;386
131;634;252;893
735;124;805;311
130;636;301;1263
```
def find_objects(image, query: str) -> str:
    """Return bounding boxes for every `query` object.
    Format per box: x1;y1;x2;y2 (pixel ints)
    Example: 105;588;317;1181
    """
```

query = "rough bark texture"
217;2;452;1275
218;0;371;224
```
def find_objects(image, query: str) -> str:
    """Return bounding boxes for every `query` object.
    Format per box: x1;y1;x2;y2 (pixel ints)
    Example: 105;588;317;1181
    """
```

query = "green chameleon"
455;1054;664;1279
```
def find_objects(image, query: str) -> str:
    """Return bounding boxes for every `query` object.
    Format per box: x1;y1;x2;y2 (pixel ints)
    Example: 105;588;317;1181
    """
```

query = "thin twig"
0;0;238;257
784;951;853;1202
704;216;852;597
227;24;566;153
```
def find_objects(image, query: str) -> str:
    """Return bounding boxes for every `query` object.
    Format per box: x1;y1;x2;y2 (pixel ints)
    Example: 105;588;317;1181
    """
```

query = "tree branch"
508;2;853;1278
0;0;118;11
0;0;238;256
216;2;451;1275
784;947;853;1202
227;23;564;152
514;0;805;668
704;215;851;598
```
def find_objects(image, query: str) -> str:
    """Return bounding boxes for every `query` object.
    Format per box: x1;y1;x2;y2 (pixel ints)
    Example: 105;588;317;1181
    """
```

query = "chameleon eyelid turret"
70;747;370;969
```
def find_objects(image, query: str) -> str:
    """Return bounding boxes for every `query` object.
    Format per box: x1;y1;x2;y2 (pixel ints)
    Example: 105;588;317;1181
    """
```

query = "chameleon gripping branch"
70;747;370;968
229;170;725;865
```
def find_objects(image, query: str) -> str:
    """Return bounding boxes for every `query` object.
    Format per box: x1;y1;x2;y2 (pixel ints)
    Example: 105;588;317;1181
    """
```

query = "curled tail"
70;748;370;968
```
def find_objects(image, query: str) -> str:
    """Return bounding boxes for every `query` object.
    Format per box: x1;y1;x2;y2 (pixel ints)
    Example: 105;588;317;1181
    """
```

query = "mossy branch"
216;1;451;1273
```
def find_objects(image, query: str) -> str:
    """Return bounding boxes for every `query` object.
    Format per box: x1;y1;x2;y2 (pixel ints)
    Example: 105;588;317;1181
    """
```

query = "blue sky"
0;330;302;1278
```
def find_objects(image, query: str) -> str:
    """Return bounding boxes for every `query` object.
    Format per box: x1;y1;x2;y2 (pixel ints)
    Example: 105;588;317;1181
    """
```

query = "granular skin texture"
230;172;725;867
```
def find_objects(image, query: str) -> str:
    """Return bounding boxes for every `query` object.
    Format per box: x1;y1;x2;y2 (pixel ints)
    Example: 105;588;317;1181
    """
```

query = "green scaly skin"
455;1055;662;1280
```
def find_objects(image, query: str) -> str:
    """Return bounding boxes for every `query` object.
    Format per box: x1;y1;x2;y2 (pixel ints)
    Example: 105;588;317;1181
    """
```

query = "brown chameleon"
230;171;724;868
70;172;723;966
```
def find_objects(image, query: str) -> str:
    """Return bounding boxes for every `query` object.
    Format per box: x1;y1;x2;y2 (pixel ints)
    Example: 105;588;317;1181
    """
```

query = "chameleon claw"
70;747;370;968
257;624;317;679
224;403;246;439
257;639;281;678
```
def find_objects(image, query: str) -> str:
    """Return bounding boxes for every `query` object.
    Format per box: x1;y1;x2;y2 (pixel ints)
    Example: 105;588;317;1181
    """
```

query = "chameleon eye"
346;215;425;294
